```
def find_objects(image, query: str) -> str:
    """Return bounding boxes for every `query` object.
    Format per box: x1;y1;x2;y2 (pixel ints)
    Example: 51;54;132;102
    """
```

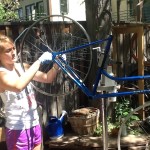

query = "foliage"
115;97;140;124
94;97;140;136
94;123;102;136
93;117;120;136
115;97;131;121
115;97;140;135
0;0;20;22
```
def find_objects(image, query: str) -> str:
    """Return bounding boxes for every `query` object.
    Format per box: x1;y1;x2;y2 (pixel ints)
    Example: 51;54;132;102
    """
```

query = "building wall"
18;0;48;19
18;0;86;21
111;0;139;23
19;0;40;6
51;0;86;21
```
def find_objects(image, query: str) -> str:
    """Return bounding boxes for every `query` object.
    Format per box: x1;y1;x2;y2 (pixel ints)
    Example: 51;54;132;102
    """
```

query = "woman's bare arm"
0;60;41;92
32;63;60;83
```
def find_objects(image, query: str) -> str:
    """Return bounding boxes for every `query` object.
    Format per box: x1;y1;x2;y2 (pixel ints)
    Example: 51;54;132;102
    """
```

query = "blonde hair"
0;34;14;53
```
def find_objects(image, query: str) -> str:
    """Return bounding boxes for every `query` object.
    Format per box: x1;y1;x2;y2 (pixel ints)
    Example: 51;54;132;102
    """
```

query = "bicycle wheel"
19;15;92;97
117;101;150;150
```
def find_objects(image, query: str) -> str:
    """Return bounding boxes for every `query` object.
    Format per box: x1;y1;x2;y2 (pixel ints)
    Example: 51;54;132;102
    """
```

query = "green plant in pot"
115;97;140;136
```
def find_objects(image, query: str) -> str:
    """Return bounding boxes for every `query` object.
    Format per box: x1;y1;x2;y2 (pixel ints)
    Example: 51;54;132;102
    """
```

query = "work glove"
38;52;52;64
61;54;66;61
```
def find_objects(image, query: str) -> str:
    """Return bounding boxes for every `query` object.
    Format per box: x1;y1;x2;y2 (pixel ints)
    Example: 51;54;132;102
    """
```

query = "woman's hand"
38;52;52;64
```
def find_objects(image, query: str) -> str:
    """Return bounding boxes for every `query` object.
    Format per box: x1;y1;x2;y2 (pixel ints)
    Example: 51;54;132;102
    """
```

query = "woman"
0;34;60;150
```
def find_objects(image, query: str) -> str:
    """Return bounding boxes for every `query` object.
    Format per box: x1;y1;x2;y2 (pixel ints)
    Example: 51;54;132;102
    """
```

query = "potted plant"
114;97;140;136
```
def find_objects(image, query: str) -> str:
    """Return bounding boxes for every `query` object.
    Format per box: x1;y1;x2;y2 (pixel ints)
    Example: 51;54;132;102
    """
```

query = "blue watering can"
46;110;67;139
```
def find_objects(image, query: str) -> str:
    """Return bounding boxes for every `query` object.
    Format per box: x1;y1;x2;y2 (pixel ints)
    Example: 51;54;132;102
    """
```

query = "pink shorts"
5;124;42;150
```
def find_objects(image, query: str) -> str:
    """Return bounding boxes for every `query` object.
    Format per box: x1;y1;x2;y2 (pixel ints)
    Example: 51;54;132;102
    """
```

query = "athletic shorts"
5;124;42;150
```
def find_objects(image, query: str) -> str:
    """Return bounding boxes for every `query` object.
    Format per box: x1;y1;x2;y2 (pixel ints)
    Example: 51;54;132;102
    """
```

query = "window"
25;4;35;20
36;1;45;18
128;0;138;16
60;0;68;15
18;8;23;19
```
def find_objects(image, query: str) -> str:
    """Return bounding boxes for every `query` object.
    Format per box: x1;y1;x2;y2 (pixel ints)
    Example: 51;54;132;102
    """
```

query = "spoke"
19;15;92;96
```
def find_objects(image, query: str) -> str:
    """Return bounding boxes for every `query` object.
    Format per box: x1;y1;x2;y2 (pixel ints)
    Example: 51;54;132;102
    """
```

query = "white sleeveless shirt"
0;63;39;130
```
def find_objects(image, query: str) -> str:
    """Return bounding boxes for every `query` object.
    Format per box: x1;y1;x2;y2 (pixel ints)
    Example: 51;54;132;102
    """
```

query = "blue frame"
52;35;150;99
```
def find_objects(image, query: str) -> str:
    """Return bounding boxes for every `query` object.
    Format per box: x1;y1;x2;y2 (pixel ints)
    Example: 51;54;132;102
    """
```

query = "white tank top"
0;63;39;130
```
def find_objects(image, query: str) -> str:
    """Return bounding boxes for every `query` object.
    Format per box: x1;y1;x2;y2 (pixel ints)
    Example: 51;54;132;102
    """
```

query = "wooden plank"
137;26;145;119
45;134;147;149
128;146;147;150
0;142;7;150
0;128;5;142
112;25;143;34
112;32;117;76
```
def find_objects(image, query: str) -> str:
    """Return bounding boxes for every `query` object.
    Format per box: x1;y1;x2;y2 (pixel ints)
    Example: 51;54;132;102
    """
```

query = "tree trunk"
85;0;112;108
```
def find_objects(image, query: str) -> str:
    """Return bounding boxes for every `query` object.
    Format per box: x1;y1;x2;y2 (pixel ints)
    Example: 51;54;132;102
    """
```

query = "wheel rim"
19;15;92;96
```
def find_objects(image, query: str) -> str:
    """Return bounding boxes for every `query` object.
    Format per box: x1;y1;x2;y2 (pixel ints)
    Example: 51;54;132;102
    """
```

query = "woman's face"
0;42;17;65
